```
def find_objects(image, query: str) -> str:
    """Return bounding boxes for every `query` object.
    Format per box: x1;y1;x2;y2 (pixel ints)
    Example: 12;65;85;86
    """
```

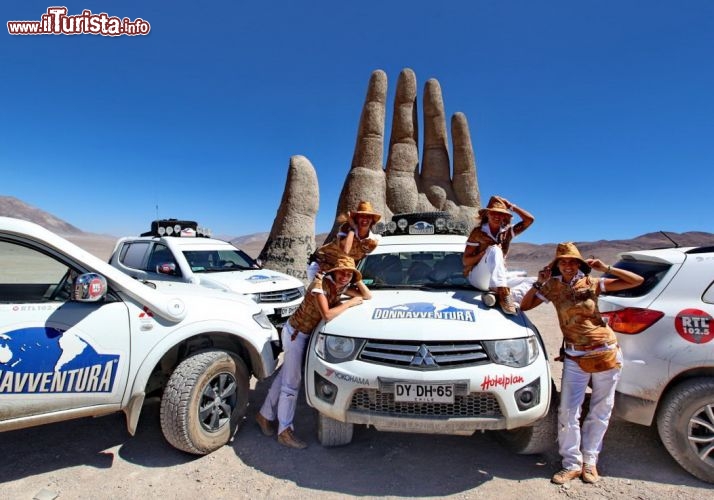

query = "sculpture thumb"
258;155;318;284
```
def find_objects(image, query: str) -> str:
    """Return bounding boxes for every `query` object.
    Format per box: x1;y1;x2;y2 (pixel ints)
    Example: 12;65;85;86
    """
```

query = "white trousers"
558;348;622;470
259;323;309;434
306;261;320;283
467;244;508;290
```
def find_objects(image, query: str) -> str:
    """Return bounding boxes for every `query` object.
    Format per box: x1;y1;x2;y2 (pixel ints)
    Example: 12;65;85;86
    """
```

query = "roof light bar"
142;219;211;238
373;213;470;236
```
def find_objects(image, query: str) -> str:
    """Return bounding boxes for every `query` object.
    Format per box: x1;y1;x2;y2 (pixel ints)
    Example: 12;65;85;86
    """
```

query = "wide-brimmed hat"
549;242;591;276
325;255;362;283
348;200;381;224
478;196;512;219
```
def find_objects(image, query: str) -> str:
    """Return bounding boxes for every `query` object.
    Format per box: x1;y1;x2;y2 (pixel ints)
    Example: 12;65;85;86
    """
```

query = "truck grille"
258;288;303;303
359;339;490;370
349;389;502;418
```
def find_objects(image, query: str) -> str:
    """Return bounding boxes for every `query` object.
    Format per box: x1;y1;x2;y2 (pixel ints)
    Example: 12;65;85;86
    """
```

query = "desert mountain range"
2;195;713;274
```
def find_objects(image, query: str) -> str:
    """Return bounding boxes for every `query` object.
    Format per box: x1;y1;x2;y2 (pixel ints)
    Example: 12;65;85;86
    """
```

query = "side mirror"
156;262;178;276
73;273;108;302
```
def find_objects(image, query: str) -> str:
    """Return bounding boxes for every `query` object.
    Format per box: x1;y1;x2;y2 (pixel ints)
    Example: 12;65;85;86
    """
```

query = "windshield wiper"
365;283;427;290
418;282;474;290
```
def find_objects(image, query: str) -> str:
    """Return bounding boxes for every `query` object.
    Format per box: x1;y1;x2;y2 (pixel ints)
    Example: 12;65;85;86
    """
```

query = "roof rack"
375;212;469;237
140;219;212;238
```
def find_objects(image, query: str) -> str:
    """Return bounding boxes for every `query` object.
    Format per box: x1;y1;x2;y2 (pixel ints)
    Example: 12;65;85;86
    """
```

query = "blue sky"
2;1;712;244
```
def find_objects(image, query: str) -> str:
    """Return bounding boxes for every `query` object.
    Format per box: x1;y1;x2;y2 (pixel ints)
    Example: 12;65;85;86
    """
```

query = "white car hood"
141;280;261;310
321;289;534;341
194;269;301;294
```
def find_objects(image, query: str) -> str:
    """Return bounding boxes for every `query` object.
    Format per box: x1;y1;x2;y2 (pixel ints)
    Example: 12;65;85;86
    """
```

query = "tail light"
601;308;664;334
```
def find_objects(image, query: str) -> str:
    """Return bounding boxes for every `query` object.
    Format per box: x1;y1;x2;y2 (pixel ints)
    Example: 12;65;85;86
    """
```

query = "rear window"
119;241;150;269
601;260;671;298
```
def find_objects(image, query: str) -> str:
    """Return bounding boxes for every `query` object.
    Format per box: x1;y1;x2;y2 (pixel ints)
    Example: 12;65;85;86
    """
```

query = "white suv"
0;216;277;455
109;219;305;337
304;213;555;453
599;245;714;483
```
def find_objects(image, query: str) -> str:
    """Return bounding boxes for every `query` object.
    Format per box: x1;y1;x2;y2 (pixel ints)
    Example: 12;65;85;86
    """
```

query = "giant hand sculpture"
259;69;482;283
334;68;481;232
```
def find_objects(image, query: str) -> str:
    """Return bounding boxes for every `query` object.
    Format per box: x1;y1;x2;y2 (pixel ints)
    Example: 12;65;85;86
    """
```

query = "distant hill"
508;231;714;263
0;195;83;235
506;231;714;274
231;232;329;259
4;196;714;269
230;232;270;257
0;195;116;259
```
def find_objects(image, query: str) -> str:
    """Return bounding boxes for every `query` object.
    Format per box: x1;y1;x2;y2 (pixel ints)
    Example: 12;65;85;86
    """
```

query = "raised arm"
344;279;372;301
587;258;644;292
339;228;356;256
519;265;550;311
497;196;534;235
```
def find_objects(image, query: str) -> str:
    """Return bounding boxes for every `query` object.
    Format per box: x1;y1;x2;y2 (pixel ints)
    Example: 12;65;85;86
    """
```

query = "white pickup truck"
108;219;305;337
305;213;556;453
0;216;278;454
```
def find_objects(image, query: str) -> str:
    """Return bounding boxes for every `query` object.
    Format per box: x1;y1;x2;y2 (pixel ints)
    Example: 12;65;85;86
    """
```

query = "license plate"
394;383;454;403
280;305;299;317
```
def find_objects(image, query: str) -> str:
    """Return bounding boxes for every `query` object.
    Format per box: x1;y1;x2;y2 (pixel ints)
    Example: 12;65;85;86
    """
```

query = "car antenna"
660;231;679;248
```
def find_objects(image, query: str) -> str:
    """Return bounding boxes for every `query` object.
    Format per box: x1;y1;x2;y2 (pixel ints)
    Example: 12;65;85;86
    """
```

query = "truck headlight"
247;293;260;303
252;312;273;330
297;286;306;297
483;336;539;368
315;334;365;363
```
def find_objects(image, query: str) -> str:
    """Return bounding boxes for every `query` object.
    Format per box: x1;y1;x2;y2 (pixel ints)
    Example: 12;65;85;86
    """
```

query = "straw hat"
348;201;381;224
325;255;362;283
478;196;512;219
549;242;591;276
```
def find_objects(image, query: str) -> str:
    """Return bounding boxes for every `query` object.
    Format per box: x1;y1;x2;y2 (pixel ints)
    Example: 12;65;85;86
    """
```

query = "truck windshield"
183;249;259;273
360;251;468;287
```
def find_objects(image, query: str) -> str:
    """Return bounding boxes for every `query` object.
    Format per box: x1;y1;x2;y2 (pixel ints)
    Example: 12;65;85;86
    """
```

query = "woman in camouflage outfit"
307;200;382;282
257;255;371;449
520;242;643;485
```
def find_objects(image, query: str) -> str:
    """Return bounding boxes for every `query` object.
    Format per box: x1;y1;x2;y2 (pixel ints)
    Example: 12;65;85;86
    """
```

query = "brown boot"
277;428;307;449
581;463;600;483
496;287;516;315
256;412;276;436
551;467;581;484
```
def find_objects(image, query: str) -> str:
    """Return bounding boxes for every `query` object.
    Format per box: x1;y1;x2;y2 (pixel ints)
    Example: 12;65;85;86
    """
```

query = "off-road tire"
160;350;249;455
496;386;558;455
317;412;354;447
657;377;714;483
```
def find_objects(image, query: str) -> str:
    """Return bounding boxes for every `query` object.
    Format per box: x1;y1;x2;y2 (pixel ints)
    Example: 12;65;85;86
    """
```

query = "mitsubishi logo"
410;344;437;367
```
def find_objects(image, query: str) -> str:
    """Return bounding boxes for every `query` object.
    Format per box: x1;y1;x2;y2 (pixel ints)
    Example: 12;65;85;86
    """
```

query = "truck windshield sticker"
408;221;435;235
372;302;475;322
0;327;119;394
246;274;286;282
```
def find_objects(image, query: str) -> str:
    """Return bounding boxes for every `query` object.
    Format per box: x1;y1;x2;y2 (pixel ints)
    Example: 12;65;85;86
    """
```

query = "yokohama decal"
674;309;713;344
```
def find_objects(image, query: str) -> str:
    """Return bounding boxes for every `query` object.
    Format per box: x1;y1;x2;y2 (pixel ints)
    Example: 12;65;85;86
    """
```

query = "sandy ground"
2;240;711;498
2;303;712;499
